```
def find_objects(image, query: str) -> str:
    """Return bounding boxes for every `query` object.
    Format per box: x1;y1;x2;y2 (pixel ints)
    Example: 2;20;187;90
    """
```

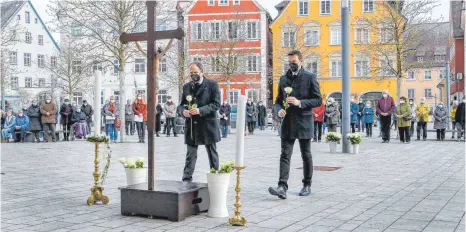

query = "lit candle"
235;95;246;167
93;71;102;136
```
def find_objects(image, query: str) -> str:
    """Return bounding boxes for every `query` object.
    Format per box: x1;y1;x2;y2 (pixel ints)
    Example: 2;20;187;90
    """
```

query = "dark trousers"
221;124;228;138
410;121;415;137
62;123;71;140
136;122;145;140
313;121;322;140
14;128;26;142
43;123;56;142
399;127;410;142
247;122;255;133
327;124;337;132
436;129;445;140
125;120;135;135
350;123;356;133
31;131;40;142
166;118;176;136
381;115;391;141
182;143;219;182
279;138;313;190
417;122;427;139
365;123;373;136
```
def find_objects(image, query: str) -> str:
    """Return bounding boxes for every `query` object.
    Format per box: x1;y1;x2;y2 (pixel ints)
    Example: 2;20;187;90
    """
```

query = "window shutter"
203;22;209;41
256;55;261;72
190;22;196;41
256;21;260;39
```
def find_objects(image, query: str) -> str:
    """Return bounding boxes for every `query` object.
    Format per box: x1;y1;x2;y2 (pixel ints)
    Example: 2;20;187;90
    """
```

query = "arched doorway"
360;91;383;107
328;92;342;106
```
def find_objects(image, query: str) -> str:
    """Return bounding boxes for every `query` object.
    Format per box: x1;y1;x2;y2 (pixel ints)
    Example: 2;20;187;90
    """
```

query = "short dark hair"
190;62;204;72
400;96;407;101
409;98;414;101
287;50;303;60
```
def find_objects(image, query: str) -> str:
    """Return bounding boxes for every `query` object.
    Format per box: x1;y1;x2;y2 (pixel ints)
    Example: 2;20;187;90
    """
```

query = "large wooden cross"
120;1;185;191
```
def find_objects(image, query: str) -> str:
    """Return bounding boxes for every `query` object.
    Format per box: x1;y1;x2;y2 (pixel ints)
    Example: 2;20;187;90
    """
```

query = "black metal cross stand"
120;1;184;191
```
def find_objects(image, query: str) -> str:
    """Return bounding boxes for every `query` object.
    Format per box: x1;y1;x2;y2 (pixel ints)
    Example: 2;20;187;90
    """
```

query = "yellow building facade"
271;0;399;104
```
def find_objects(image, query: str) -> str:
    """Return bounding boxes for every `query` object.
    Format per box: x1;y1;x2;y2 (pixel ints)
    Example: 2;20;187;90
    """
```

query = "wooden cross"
120;0;185;191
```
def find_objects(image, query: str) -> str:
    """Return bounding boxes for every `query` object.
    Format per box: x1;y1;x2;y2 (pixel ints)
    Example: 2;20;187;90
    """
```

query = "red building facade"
449;0;465;99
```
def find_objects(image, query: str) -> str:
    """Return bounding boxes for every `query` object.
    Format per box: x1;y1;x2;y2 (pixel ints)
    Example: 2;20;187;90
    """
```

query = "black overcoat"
27;105;42;131
274;68;322;139
219;104;231;126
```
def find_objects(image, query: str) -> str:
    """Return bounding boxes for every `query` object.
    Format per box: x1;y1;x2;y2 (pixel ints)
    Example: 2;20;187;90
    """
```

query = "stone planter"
352;144;360;154
124;168;147;186
206;173;230;218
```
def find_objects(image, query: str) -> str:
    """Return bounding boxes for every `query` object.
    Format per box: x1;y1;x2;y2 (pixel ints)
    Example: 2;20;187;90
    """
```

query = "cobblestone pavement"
1;128;465;232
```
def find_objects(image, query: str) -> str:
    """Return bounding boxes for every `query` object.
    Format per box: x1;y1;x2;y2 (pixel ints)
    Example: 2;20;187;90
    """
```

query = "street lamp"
341;0;351;153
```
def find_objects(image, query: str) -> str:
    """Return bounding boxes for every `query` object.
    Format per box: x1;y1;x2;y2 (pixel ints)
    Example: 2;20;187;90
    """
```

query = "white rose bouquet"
119;157;145;169
283;87;293;110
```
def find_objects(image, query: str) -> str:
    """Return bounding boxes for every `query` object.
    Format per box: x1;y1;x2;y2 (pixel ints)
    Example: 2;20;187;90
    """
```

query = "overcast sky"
30;0;450;41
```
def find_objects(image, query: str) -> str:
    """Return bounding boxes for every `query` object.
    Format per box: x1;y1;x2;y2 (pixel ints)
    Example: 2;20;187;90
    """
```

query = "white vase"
352;144;360;154
124;168;147;186
329;142;337;153
206;173;231;218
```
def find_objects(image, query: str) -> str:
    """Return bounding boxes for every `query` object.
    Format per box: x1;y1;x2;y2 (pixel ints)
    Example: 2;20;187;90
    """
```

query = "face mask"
409;102;413;105
366;104;371;107
247;101;251;104
289;63;299;72
84;103;87;106
191;74;201;82
383;94;388;98
111;100;115;103
76;109;81;112
32;102;37;106
420;100;425;104
439;105;444;108
138;97;142;100
224;102;228;105
46;100;51;103
18;114;23;117
327;101;332;105
400;100;405;104
359;101;363;103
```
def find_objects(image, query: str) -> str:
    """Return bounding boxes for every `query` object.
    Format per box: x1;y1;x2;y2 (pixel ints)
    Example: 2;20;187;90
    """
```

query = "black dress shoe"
299;185;311;196
268;186;287;199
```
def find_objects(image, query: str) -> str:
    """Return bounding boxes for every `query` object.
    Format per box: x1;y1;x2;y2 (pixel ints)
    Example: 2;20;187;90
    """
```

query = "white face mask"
111;100;115;103
138;97;142;100
366;104;371;107
383;94;388;98
76;109;81;112
327;101;332;105
420;100;425;104
46;100;51;103
400;100;405;104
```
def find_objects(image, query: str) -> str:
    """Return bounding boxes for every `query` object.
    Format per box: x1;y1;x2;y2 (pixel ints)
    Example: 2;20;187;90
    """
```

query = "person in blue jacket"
350;98;359;133
14;109;29;142
363;101;375;137
2;110;16;142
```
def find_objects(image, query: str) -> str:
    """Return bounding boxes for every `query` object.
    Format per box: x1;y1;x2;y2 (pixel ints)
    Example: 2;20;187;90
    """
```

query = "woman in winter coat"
104;96;119;143
71;107;88;139
133;94;147;143
394;97;412;143
324;98;340;132
59;99;73;141
363;101;375;137
2;111;15;142
433;102;448;141
245;98;256;135
350;98;359;133
27;100;42;142
156;103;163;137
257;101;267;130
312;103;325;142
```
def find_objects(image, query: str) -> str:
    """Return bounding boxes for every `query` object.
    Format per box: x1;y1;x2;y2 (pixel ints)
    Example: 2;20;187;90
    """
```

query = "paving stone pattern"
1;129;465;232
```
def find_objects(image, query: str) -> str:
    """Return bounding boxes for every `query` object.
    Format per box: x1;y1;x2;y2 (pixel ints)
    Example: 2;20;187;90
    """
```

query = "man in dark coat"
245;99;256;135
455;97;465;141
358;98;365;132
257;101;267;130
59;99;73;141
180;62;221;182
81;100;93;135
27;100;42;142
219;100;231;138
268;50;322;199
156;103;163;137
376;90;395;143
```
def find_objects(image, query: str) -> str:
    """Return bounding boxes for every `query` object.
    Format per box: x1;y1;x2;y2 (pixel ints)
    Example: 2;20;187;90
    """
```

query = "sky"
30;0;451;42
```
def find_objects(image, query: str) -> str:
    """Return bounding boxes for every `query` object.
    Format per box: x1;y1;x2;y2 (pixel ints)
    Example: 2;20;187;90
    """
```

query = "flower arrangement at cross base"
347;133;362;154
119;157;147;186
325;132;342;153
206;161;235;218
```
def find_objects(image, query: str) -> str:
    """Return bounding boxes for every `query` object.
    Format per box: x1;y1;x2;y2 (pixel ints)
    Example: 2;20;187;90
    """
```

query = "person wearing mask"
14;110;29;142
394;97;412;143
180;62;221;182
163;96;177;137
125;99;135;136
257;101;267;130
81;100;93;135
59;99;73;141
324;97;339;132
156;102;163;137
219;100;231;138
27;100;42;142
268;50;322;199
376;90;395;143
133;94;147;143
71;106;88;139
2;110;15;142
0;109;5;130
358;98;365;133
433;102;447;141
415;97;430;141
363;101;375;137
450;100;458;139
40;96;57;142
21;104;28;113
350;97;359;133
454;97;465;141
246;98;256;135
408;99;417;138
104;96;119;143
312;100;324;142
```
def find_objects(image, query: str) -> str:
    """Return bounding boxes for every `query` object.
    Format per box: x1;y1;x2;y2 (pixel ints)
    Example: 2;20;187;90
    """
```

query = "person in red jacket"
312;102;325;142
133;94;147;143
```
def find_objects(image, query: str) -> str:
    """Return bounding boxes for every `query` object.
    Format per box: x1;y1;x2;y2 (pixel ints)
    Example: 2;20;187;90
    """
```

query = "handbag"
116;118;121;129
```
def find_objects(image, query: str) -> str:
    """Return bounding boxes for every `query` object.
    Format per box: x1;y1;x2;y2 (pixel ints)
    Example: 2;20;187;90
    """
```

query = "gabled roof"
1;0;60;50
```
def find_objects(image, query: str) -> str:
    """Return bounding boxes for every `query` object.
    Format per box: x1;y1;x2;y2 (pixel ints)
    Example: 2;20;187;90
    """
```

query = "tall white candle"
93;71;102;136
235;95;247;167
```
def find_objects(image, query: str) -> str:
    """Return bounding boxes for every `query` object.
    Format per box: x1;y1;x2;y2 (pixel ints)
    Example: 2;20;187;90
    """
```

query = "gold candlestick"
87;142;109;205
229;166;246;226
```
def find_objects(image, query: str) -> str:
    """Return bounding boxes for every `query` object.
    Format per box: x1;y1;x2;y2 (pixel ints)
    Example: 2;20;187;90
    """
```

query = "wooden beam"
119;28;184;44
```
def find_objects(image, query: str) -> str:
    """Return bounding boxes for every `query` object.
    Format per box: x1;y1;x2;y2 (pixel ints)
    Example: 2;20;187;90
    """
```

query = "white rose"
119;158;126;164
126;158;135;167
186;95;193;102
284;87;293;95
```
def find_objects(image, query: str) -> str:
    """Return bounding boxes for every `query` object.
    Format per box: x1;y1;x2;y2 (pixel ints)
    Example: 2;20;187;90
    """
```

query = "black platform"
120;180;209;221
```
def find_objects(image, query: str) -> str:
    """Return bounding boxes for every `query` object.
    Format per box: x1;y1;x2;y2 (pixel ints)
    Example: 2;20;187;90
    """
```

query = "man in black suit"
180;62;221;182
268;50;322;199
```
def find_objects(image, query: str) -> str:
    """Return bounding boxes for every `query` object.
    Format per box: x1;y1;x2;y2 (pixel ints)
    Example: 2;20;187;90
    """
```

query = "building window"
191;22;203;41
246;89;259;103
283;62;290;73
25;77;32;88
10;77;18;89
355;60;369;77
72;60;82;74
211;57;221;73
407;71;415;80
37;54;44;67
210;22;220;40
25;32;32;43
408;89;415;99
424;88;432;98
92;60;103;72
156;25;168;31
25;11;30;23
192;57;203;63
233;0;240;5
363;0;375;12
228;21;238;39
208;0;214;6
159;57;167;73
134;59;146;73
38;78;45;87
320;0;331;15
51;75;57;87
136;89;146;97
247;21;260;39
283;30;296;48
229;90;239;105
24;53;31;66
439;69;445;80
434;55;445;62
331;60;342;77
157;89;168;104
306;61;319;76
330;29;341;45
219;0;228;6
34;18;38;24
38;35;43;45
304;30;319;46
340;0;352;13
298;0;309;16
380;27;394;43
355;28;369;44
73;92;83;105
113;91;120;102
417;56;424;62
51;56;57;69
114;59;119;74
247;55;260;72
9;51;17;65
424;70;432;80
380;59;394;76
